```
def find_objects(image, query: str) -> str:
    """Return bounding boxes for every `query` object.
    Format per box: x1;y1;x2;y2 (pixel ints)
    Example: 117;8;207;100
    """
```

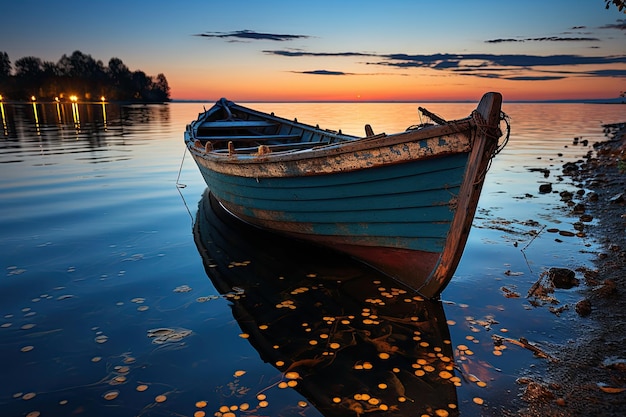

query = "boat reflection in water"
194;190;460;416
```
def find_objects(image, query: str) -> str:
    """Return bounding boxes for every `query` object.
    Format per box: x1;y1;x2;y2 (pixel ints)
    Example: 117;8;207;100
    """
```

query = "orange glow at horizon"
167;61;624;102
170;72;623;102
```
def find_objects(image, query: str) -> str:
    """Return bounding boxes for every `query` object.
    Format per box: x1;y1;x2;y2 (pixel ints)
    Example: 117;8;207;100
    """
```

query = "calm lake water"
1;100;624;417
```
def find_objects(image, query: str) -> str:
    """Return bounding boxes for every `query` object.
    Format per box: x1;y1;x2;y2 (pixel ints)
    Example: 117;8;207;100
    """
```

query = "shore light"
31;95;36;101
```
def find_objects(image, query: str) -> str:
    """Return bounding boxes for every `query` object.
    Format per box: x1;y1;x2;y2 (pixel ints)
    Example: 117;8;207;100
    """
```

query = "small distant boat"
185;92;508;298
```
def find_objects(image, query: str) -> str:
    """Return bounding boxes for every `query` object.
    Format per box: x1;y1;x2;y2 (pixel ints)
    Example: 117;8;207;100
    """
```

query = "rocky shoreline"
514;122;626;416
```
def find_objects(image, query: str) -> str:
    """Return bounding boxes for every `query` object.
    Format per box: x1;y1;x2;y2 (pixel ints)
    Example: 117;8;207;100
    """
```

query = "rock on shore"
516;122;626;417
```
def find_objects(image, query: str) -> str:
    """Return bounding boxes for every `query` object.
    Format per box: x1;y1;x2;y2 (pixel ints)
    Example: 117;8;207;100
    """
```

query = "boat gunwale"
188;121;474;158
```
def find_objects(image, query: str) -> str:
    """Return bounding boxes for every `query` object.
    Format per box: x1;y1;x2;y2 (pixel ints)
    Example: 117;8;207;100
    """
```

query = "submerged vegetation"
0;50;170;102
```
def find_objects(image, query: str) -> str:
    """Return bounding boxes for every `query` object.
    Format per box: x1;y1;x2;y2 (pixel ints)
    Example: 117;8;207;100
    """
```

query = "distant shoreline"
170;98;626;104
2;98;623;105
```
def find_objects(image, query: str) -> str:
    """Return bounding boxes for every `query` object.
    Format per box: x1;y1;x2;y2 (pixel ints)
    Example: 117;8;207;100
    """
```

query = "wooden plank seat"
211;140;328;154
198;120;277;129
196;134;302;142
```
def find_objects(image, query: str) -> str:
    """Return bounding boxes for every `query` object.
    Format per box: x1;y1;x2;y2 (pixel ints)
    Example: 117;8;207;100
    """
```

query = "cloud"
292;70;351;75
587;69;626;77
373;53;626;69
264;50;374;57
485;36;600;43
599;19;626;31
262;49;626;81
195;30;309;41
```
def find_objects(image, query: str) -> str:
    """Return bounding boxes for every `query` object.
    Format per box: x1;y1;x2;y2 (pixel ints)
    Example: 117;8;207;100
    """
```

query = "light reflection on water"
0;101;624;416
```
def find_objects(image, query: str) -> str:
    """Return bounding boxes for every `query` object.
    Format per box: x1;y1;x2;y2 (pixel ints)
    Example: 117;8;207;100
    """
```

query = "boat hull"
185;93;504;298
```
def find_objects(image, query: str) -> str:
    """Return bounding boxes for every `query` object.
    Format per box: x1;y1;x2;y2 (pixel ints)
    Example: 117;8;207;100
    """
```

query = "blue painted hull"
185;93;506;298
198;153;467;254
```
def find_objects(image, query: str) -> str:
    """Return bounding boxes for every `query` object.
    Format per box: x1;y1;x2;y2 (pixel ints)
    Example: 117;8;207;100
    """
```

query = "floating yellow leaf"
233;370;246;377
285;371;300;380
136;385;148;392
195;401;207;408
155;395;167;403
473;397;484;405
102;391;118;401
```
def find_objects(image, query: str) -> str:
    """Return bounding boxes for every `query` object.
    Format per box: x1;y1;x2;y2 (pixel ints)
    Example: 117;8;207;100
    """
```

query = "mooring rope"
470;110;511;184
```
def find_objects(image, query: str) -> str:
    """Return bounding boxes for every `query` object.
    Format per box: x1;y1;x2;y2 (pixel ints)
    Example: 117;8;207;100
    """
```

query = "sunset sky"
2;0;625;102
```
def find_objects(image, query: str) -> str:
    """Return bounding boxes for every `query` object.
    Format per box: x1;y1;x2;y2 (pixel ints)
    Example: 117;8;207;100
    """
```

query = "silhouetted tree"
0;52;10;95
13;57;44;99
106;57;133;100
152;73;171;102
0;52;10;78
0;50;170;102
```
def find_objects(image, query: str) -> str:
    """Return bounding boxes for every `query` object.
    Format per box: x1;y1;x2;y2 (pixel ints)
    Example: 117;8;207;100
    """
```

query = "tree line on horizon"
0;50;170;103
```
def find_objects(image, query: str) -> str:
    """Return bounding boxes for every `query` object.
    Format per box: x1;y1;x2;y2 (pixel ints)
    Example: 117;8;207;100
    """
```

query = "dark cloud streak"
599;19;626;31
264;50;374;57
292;70;351;76
195;30;309;41
485;36;600;43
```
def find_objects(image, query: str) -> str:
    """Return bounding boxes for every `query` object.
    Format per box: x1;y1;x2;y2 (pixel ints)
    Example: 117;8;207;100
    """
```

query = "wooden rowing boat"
193;190;459;415
185;92;508;299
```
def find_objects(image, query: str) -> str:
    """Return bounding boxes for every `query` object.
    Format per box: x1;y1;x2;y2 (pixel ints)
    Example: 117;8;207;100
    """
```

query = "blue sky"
1;0;625;101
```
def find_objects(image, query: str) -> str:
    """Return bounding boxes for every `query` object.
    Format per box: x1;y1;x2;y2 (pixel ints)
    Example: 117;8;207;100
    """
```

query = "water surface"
1;100;624;416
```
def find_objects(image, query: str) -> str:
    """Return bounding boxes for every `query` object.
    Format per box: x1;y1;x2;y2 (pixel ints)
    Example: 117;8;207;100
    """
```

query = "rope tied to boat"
470;110;511;184
471;109;510;157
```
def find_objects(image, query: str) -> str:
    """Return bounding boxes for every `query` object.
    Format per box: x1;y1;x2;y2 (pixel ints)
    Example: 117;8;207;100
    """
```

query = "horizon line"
171;97;626;104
